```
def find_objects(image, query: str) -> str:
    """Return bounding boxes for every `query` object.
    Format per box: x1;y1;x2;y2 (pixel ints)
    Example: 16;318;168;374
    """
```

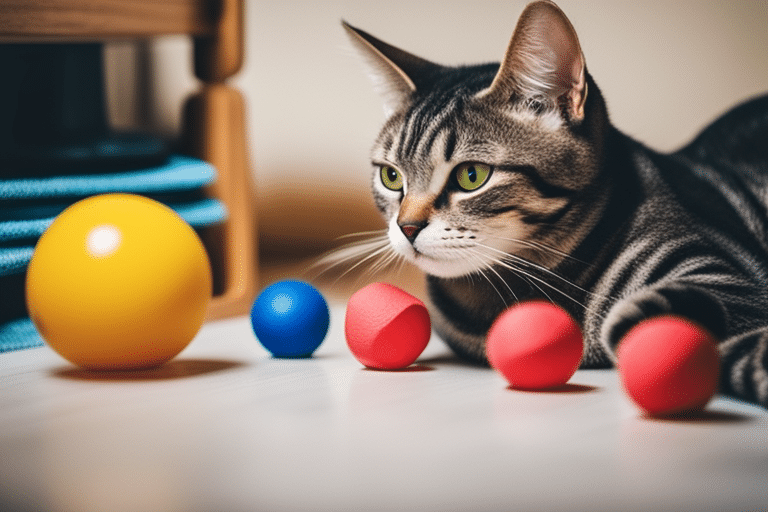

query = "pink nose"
400;224;422;242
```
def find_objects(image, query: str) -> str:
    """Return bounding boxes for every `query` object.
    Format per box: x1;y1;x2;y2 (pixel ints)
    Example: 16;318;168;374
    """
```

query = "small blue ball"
250;280;330;358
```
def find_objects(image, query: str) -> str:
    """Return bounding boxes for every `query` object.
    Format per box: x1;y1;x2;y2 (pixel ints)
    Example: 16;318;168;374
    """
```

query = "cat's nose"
399;222;425;243
397;194;433;244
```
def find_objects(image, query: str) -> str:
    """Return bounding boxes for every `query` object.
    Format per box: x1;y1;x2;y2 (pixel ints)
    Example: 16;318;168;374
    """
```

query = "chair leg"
183;84;258;320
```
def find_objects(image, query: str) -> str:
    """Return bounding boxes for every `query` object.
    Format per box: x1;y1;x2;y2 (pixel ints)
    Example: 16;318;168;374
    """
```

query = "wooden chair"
0;0;259;320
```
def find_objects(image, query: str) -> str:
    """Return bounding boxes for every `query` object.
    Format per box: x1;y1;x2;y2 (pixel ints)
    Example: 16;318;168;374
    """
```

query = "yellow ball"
26;194;212;370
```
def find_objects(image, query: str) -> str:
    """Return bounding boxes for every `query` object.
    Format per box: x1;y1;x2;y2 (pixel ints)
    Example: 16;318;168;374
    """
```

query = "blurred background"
104;0;768;294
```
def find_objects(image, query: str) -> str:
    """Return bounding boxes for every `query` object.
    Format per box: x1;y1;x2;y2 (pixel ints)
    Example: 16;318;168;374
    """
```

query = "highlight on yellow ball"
26;194;213;370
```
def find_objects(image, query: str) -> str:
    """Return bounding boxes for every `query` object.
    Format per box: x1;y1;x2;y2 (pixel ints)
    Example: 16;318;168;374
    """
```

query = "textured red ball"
486;302;583;390
617;316;720;417
345;282;431;370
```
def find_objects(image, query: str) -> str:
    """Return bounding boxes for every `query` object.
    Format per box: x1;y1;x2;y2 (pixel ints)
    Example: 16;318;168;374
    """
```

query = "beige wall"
107;0;768;254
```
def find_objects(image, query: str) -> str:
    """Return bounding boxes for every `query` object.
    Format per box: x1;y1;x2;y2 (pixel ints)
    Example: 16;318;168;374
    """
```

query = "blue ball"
250;280;330;358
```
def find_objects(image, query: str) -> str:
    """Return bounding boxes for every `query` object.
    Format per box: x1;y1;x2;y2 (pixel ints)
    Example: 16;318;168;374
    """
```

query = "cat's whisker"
523;275;556;304
461;247;503;301
333;244;393;282
508;252;618;306
333;229;390;241
498;257;585;310
491;243;618;311
474;266;511;307
395;252;408;276
508;264;557;305
311;235;389;260
477;241;608;301
307;227;423;291
468;248;517;306
473;242;590;311
305;231;392;284
368;246;400;276
368;250;391;274
490;235;588;266
309;237;389;273
471;246;557;306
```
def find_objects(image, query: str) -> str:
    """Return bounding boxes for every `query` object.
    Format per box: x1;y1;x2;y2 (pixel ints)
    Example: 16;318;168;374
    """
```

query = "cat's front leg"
717;328;768;406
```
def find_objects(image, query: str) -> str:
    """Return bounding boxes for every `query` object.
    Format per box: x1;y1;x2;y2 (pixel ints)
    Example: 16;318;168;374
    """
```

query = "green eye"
455;163;492;191
380;166;404;191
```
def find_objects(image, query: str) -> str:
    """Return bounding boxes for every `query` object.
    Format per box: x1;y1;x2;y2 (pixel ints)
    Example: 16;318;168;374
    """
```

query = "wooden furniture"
0;0;259;320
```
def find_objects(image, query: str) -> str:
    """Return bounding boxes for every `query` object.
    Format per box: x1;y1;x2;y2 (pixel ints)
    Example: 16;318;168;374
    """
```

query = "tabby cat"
341;0;768;408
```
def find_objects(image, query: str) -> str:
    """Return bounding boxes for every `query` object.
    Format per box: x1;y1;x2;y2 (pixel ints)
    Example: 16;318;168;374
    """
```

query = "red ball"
486;302;583;390
345;282;431;370
617;316;720;416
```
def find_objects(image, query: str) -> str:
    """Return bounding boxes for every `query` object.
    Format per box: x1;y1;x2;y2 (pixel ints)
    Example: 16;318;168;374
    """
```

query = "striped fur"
344;2;768;407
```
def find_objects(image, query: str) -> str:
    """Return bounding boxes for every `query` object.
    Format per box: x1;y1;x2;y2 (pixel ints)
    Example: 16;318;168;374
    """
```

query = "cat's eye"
455;163;492;191
380;165;404;191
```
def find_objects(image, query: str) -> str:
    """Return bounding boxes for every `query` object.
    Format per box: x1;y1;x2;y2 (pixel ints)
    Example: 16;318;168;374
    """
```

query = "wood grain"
183;85;258;320
0;0;214;41
194;0;243;82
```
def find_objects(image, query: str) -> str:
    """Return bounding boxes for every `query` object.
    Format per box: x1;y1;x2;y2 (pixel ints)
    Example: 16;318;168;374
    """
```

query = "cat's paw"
601;283;727;354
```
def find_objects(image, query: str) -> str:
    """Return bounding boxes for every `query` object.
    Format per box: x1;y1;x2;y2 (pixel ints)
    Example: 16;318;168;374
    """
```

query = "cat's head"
346;0;609;279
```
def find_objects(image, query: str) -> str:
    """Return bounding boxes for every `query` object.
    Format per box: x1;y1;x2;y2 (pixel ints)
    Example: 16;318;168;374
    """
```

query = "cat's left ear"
343;21;442;117
479;1;588;122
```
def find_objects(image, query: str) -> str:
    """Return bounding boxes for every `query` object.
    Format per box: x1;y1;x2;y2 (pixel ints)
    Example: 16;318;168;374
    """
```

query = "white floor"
1;303;767;512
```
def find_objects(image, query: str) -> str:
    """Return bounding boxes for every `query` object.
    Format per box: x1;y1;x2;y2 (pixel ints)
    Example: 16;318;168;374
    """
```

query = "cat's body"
343;1;768;407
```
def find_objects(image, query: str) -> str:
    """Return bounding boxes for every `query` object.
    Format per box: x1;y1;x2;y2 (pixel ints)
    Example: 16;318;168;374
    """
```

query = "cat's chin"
410;253;482;279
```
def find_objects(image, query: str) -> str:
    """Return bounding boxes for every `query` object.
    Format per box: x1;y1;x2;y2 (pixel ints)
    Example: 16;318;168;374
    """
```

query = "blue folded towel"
0;155;216;199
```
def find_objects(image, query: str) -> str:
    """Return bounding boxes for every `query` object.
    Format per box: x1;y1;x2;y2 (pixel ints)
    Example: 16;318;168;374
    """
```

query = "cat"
338;0;768;408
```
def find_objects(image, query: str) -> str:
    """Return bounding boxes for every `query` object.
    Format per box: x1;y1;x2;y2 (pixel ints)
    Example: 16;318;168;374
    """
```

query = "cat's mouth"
387;219;499;278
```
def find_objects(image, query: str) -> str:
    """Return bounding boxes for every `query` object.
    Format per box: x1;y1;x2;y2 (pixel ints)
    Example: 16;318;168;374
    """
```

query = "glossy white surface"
2;304;767;512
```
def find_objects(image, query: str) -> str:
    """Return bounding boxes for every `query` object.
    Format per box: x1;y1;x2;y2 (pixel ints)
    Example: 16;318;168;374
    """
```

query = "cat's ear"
343;21;442;116
479;1;587;122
